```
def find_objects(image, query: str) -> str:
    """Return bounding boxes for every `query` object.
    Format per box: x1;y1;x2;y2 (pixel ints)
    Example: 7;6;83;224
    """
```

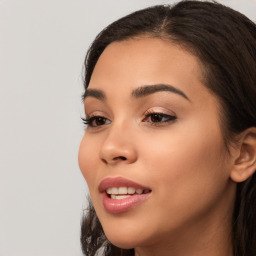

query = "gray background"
0;0;255;255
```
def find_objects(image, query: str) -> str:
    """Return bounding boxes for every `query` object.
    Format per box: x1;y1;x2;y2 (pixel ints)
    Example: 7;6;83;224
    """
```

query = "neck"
135;220;233;256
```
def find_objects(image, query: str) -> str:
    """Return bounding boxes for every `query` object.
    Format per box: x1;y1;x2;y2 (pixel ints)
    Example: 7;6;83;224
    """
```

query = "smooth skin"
79;38;256;256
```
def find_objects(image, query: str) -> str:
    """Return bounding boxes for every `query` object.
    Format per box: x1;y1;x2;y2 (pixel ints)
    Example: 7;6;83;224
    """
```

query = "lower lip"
102;192;151;214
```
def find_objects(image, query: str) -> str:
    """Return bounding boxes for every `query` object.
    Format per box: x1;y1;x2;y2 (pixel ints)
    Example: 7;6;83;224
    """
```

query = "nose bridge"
99;120;137;164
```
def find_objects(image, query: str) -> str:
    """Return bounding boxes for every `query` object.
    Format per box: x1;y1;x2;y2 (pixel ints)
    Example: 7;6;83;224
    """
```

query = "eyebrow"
83;89;106;101
83;83;190;102
131;84;190;101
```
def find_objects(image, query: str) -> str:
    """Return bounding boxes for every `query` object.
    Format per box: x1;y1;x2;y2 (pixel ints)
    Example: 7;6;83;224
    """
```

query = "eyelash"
81;116;110;128
82;112;176;128
142;111;177;125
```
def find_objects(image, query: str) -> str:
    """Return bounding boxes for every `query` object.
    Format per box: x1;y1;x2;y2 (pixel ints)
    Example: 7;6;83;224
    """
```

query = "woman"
78;1;256;255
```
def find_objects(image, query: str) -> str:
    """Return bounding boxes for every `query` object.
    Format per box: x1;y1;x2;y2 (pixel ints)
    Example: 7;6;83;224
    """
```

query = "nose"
99;124;138;165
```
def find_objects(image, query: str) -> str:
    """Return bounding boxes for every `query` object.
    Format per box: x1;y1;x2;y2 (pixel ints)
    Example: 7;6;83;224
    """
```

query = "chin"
101;218;153;250
105;232;143;250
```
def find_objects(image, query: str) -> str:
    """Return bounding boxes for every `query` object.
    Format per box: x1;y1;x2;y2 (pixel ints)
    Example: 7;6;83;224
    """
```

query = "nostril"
101;159;108;164
101;155;128;165
114;156;127;161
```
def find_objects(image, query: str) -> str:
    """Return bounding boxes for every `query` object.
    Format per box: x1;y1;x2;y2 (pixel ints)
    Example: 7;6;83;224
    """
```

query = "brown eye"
150;114;165;122
143;113;176;123
82;116;111;127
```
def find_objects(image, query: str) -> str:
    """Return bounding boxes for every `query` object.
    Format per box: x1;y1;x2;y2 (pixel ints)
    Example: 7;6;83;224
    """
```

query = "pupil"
96;117;105;125
152;114;162;122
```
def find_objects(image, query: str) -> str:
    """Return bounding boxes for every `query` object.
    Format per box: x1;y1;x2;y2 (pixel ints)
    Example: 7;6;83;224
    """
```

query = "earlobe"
230;127;256;183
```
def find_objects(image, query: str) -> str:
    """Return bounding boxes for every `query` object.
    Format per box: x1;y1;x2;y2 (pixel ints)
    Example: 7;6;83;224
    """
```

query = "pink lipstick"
99;177;152;214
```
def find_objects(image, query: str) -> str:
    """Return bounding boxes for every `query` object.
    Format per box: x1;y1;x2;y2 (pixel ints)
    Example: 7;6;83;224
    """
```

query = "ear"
230;127;256;183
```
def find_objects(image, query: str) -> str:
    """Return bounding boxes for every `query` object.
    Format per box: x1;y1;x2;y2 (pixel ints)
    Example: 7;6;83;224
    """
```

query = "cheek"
78;135;100;191
139;124;229;207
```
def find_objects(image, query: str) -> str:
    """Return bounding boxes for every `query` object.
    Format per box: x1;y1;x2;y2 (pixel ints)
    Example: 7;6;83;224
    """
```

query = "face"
78;38;236;253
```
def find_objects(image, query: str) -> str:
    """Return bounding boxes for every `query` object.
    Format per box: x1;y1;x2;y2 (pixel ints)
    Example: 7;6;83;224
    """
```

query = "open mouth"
99;177;152;213
106;187;152;200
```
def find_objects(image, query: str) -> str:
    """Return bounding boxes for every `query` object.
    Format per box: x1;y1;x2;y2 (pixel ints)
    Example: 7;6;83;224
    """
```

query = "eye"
142;112;176;124
81;116;111;128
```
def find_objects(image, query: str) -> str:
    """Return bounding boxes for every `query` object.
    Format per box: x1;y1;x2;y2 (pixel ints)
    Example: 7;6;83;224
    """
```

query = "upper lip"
98;176;151;193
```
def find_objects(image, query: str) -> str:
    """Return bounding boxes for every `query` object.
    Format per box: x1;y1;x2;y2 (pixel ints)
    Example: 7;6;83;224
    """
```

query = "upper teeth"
106;187;143;195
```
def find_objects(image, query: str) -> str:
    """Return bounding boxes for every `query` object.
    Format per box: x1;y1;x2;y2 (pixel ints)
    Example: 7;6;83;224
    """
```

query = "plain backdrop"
0;0;255;255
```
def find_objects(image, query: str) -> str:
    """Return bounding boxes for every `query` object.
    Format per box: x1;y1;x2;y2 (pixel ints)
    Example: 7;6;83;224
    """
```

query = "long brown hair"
81;1;256;255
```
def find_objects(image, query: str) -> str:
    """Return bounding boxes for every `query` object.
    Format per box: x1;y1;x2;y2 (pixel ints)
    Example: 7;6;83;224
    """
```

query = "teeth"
118;187;127;194
106;187;148;195
136;188;143;194
111;195;131;200
111;187;119;194
127;187;136;194
106;188;112;194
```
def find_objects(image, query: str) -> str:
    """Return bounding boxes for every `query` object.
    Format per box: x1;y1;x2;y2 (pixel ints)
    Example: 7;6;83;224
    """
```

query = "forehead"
88;37;208;102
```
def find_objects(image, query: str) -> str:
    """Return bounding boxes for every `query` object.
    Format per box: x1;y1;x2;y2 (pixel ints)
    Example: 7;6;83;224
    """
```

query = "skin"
78;38;237;256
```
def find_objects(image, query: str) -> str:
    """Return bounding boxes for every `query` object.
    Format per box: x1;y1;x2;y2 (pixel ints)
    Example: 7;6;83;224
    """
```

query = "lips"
98;177;152;213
